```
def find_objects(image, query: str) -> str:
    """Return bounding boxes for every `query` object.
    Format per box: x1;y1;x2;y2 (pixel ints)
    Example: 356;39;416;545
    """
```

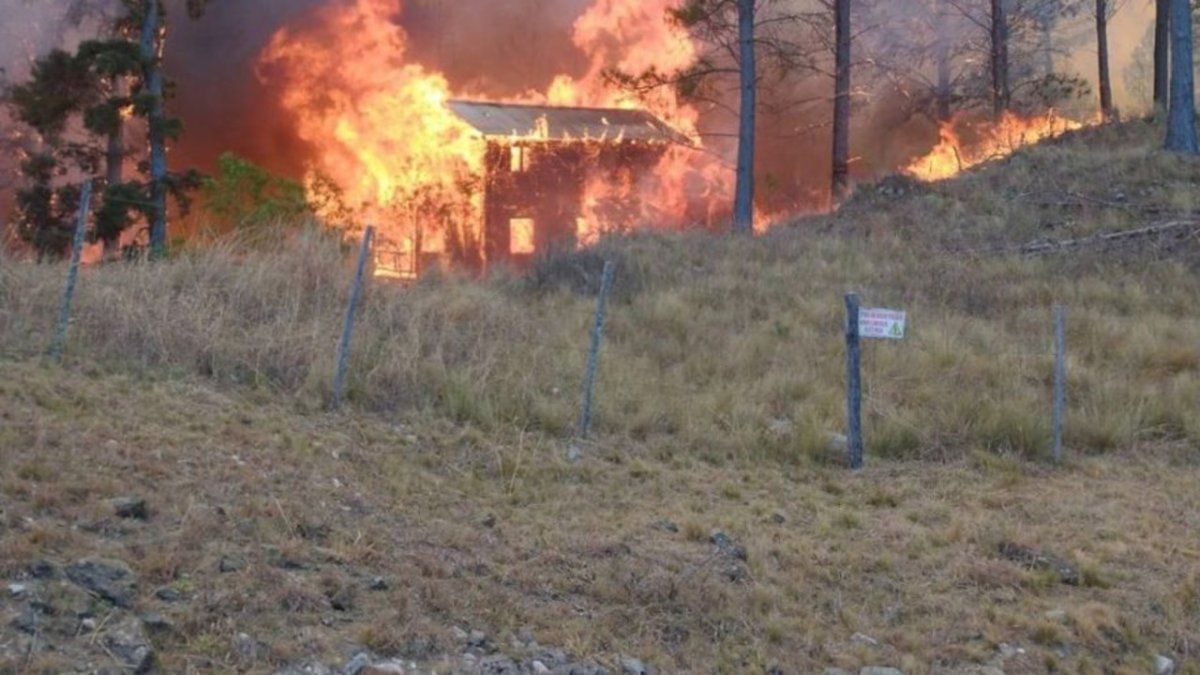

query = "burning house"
375;100;691;277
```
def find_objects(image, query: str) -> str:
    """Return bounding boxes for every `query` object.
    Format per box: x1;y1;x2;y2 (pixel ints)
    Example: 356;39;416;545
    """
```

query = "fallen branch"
966;220;1200;257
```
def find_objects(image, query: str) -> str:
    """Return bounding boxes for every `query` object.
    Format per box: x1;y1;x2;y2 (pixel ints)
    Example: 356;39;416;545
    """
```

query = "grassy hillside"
1;120;1199;673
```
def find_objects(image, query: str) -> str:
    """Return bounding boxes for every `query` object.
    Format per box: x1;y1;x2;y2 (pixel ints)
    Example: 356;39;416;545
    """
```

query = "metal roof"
447;100;688;145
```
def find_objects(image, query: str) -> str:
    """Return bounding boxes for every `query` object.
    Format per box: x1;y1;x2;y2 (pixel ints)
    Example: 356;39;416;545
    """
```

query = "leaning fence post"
1052;305;1066;463
577;261;616;439
844;293;864;469
47;180;94;363
331;225;375;410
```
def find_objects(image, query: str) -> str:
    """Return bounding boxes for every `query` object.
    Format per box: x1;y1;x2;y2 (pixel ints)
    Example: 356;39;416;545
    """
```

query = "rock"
265;545;307;570
155;586;183;602
235;632;263;661
619;656;650;674
10;606;39;634
478;654;519;673
710;532;747;561
553;664;609;675
451;626;470;643
104;617;155;674
1155;654;1176;675
823;669;853;675
860;669;904;675
342;652;371;675
482;514;497;529
8;583;27;599
65;558;137;607
362;662;407;675
1043;609;1067;623
368;576;389;591
277;663;335;675
111;496;149;520
651;519;679;534
770;512;786;525
532;661;551;674
997;542;1080;585
140;611;174;634
467;629;489;650
28;559;58;579
219;555;246;573
81;617;98;632
944;667;1004;675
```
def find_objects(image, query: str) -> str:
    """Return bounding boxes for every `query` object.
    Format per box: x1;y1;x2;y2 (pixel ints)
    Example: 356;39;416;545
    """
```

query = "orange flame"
258;0;729;276
905;112;1091;182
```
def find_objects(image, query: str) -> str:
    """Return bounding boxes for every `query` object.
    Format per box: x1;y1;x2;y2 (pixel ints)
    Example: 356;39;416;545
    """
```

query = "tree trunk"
733;0;756;234
990;0;1010;118
139;0;168;256
935;34;953;122
831;0;851;204
1096;0;1113;120
1153;0;1171;109
1164;0;1198;153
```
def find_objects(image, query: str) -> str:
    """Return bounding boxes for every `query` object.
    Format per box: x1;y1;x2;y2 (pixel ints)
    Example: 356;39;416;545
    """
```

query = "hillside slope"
1;120;1199;674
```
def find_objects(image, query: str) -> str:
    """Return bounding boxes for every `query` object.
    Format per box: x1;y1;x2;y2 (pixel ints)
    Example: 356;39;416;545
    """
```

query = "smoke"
0;0;1171;223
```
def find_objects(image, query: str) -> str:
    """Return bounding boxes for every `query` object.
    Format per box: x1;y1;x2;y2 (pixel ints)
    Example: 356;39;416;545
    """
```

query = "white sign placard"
859;308;906;340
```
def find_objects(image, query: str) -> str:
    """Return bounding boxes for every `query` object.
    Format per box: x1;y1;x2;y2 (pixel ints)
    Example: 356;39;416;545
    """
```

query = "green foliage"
202;153;311;230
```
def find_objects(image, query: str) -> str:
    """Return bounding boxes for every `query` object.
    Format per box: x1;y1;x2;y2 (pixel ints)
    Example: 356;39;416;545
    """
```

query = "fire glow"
257;0;728;277
905;112;1090;182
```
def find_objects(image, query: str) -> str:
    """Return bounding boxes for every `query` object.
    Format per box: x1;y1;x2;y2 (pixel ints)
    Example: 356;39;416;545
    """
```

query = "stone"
140;611;174;634
770;512;786;525
235;632;262;661
1043;609;1067;623
28;559;58;579
342;652;371;675
532;661;551;674
619;656;650;674
219;555;246;573
859;669;905;675
478;654;519;673
823;670;853;675
467;629;489;650
7;583;27;598
112;496;149;520
277;663;335;675
1155;654;1176;675
368;576;389;591
651;519;679;534
482;514;497;529
65;558;137;607
362;662;407;675
997;542;1080;586
451;626;470;643
710;532;747;561
155;586;183;602
104;617;155;674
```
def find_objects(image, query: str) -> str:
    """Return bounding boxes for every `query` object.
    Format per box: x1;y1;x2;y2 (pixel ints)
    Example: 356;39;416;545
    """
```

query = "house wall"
481;140;667;268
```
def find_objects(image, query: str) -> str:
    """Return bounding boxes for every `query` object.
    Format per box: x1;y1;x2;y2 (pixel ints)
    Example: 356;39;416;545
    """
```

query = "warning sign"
859;308;906;340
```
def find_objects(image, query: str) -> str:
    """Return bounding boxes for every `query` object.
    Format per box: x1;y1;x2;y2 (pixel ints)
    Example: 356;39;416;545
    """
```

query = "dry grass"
1;119;1199;672
0;362;1197;673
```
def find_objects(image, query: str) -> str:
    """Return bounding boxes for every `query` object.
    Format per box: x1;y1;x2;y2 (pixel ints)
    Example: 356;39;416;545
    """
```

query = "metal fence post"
845;292;863;469
332;226;375;409
578;261;616;439
48;180;94;363
1053;305;1066;463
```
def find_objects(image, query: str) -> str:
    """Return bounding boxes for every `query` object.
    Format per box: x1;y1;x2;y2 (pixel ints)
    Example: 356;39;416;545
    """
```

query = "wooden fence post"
48;180;94;363
845;293;864;469
332;226;375;409
1053;305;1066;463
578;261;616;439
